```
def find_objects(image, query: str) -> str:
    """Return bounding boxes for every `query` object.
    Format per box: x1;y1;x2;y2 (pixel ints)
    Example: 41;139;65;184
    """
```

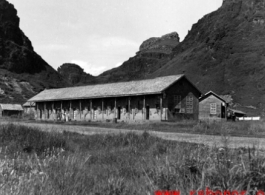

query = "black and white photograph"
0;0;265;194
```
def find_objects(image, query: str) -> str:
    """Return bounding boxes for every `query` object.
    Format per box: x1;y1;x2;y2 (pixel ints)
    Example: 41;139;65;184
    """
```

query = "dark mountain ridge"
0;0;66;103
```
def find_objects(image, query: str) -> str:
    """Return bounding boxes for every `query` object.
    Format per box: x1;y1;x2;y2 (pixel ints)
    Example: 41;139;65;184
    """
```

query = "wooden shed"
199;91;227;121
0;104;23;117
27;75;202;122
23;102;36;114
227;108;246;121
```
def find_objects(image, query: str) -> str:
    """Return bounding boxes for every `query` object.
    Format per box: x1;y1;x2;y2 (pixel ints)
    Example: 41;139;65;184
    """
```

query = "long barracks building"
28;75;202;122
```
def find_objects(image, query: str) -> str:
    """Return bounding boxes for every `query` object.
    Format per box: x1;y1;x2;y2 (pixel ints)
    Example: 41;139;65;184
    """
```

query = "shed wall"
199;95;226;121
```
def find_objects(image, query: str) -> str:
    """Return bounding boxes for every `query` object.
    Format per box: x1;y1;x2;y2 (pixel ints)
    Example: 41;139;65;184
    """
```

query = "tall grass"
0;124;264;194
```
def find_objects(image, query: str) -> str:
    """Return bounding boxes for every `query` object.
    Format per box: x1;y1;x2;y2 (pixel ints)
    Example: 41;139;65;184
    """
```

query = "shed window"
210;103;217;114
186;95;193;114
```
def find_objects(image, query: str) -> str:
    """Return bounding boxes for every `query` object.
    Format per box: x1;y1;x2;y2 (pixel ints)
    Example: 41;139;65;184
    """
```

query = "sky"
8;0;223;76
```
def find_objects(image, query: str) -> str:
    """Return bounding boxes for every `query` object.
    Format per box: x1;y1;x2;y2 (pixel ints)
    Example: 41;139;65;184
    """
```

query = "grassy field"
0;124;265;194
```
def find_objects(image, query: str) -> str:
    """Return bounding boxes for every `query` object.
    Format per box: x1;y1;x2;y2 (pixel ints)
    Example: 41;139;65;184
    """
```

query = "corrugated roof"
28;75;186;102
0;104;23;111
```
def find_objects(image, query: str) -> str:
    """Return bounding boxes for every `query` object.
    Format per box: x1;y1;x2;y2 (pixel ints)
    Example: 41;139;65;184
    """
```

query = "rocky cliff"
93;32;180;83
0;0;66;103
57;63;94;86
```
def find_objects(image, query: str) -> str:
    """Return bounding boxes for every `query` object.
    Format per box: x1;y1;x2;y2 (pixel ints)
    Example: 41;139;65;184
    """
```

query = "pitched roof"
0;104;23;111
28;75;193;102
199;91;227;103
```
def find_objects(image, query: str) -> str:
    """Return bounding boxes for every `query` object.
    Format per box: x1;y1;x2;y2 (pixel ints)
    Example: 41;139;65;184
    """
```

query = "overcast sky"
8;0;222;76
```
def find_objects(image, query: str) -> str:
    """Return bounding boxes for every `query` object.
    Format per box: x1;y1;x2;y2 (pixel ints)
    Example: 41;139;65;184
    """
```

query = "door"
117;106;121;119
146;106;150;120
221;103;226;118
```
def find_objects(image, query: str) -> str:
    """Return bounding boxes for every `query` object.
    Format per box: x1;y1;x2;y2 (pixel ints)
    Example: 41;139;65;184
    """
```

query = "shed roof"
0;104;23;111
23;102;36;107
28;75;198;102
199;91;227;103
228;108;246;115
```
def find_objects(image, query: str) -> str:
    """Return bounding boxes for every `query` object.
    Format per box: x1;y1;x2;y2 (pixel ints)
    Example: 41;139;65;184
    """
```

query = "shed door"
221;104;226;118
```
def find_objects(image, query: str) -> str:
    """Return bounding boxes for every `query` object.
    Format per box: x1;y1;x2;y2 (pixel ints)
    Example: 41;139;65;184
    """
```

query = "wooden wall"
165;77;201;121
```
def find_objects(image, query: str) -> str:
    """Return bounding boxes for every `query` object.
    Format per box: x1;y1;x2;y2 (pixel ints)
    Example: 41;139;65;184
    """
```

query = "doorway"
146;106;150;120
117;106;121;119
221;104;226;118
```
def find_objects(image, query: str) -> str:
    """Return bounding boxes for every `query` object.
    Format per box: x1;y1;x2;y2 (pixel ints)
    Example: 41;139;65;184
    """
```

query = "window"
186;94;193;114
210;103;217;114
173;95;181;109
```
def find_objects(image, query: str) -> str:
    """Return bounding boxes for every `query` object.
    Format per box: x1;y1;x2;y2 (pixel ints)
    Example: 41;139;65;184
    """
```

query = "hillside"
149;0;265;115
0;0;66;103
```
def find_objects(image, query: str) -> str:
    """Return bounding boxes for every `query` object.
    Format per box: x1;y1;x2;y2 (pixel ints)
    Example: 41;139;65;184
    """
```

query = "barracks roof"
28;75;196;102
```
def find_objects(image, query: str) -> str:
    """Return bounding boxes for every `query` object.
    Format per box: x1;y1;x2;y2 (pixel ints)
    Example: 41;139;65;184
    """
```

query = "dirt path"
1;121;265;149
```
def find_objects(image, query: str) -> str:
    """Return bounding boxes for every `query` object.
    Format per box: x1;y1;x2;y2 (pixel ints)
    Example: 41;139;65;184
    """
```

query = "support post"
143;96;145;120
70;100;72;120
102;99;104;120
160;95;163;121
114;98;117;119
79;100;82;120
128;97;131;120
44;102;46;120
52;102;54;120
90;100;92;120
36;103;39;120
